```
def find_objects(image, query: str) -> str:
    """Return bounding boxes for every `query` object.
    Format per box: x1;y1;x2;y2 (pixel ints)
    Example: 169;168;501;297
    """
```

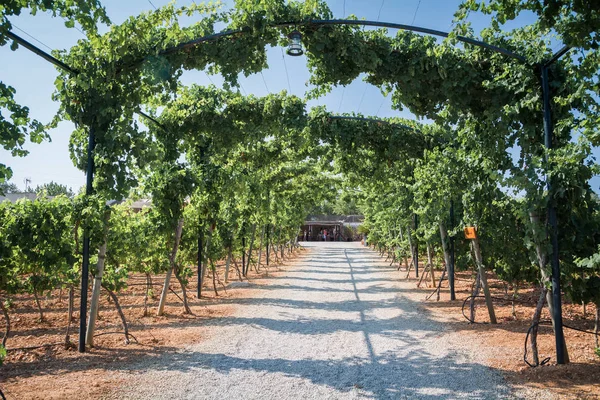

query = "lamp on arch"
286;30;304;56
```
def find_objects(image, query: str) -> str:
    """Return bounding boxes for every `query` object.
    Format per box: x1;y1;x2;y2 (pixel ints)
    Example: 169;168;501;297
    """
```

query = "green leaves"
2;0;597;328
0;82;47;183
144;163;196;233
1;1;110;183
454;0;600;49
0;195;80;300
1;1;110;46
0;344;6;366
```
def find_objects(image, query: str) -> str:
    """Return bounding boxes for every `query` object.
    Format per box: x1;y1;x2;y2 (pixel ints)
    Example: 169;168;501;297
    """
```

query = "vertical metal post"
79;124;96;353
197;230;203;298
197;146;205;299
414;214;419;278
266;224;270;266
266;191;270;266
449;200;456;300
541;65;566;364
242;236;247;276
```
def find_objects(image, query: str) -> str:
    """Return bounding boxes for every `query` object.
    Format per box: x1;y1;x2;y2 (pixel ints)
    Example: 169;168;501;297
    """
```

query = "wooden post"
157;218;184;316
470;234;497;324
86;208;111;347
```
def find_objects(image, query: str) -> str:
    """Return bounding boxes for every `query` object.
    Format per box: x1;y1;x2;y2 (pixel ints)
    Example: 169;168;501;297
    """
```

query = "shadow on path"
112;244;515;399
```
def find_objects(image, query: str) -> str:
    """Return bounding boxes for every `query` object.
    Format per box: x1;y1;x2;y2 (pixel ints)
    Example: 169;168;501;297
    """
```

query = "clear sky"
1;0;597;192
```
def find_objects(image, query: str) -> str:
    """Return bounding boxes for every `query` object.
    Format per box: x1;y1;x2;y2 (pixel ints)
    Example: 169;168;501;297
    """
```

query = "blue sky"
1;0;597;192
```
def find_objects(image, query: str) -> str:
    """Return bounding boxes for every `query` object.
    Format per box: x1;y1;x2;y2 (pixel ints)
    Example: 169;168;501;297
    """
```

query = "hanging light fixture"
286;30;304;56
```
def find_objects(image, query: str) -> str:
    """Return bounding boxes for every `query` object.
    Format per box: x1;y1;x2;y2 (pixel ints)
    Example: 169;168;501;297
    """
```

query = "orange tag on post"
464;226;477;239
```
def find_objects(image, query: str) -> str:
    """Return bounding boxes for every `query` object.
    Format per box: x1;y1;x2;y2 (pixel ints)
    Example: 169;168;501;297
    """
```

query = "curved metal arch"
3;14;570;363
155;19;526;64
326;115;450;149
327;115;421;133
4;31;78;74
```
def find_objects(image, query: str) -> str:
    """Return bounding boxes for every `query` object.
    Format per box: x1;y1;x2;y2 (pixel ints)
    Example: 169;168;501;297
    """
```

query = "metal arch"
3;19;571;363
327;115;420;133
328;114;455;297
4;19;527;79
4;32;168;132
4;31;78;74
545;45;572;68
155;19;526;64
326;115;451;148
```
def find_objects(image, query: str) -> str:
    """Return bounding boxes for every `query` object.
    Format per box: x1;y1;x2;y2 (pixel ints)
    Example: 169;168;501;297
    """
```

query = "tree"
574;245;600;349
454;0;600;49
0;0;110;183
0;181;19;195
5;0;595;364
32;181;75;197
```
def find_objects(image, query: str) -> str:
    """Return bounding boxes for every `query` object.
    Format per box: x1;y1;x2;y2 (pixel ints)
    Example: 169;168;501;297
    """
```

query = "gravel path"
108;242;531;399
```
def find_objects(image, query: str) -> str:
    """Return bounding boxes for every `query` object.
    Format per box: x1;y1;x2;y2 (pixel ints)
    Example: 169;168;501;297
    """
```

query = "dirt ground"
0;249;293;400
400;258;600;400
1;246;599;399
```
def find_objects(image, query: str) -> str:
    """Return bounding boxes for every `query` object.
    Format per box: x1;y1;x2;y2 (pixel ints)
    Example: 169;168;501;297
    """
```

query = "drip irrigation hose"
523;321;598;367
524;321;552;368
5;342;65;352
5;330;140;352
460;295;599;367
425;276;447;301
169;287;185;303
460;295;537;323
93;331;139;343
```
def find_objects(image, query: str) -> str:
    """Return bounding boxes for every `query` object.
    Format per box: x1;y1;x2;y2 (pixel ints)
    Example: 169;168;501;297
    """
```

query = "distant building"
129;199;152;212
299;214;364;241
0;193;52;203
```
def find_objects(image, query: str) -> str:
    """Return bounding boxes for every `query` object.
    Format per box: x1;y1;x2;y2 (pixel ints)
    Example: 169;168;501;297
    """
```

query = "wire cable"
281;48;292;93
205;71;216;86
10;23;54;52
260;71;271;94
524;321;552;368
239;82;247;96
377;0;385;21
147;0;158;10
0;385;16;400
459;295;599;367
524;320;599;367
337;86;345;113
357;86;368;113
411;0;422;25
375;97;385;117
460;294;539;324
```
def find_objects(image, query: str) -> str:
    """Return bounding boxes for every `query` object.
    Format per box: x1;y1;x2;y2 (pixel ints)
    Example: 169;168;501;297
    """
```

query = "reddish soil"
0;249;296;400
1;247;599;399
401;260;600;400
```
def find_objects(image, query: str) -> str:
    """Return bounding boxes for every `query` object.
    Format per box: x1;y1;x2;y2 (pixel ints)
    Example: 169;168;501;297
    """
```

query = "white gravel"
106;242;543;399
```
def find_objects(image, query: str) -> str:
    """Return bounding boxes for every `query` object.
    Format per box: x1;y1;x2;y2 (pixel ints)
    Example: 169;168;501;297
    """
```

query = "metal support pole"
79;124;96;353
153;20;525;64
541;65;566;364
242;236;247;276
266;225;270;266
197;145;205;298
449;201;456;300
197;230;203;298
414;214;419;278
